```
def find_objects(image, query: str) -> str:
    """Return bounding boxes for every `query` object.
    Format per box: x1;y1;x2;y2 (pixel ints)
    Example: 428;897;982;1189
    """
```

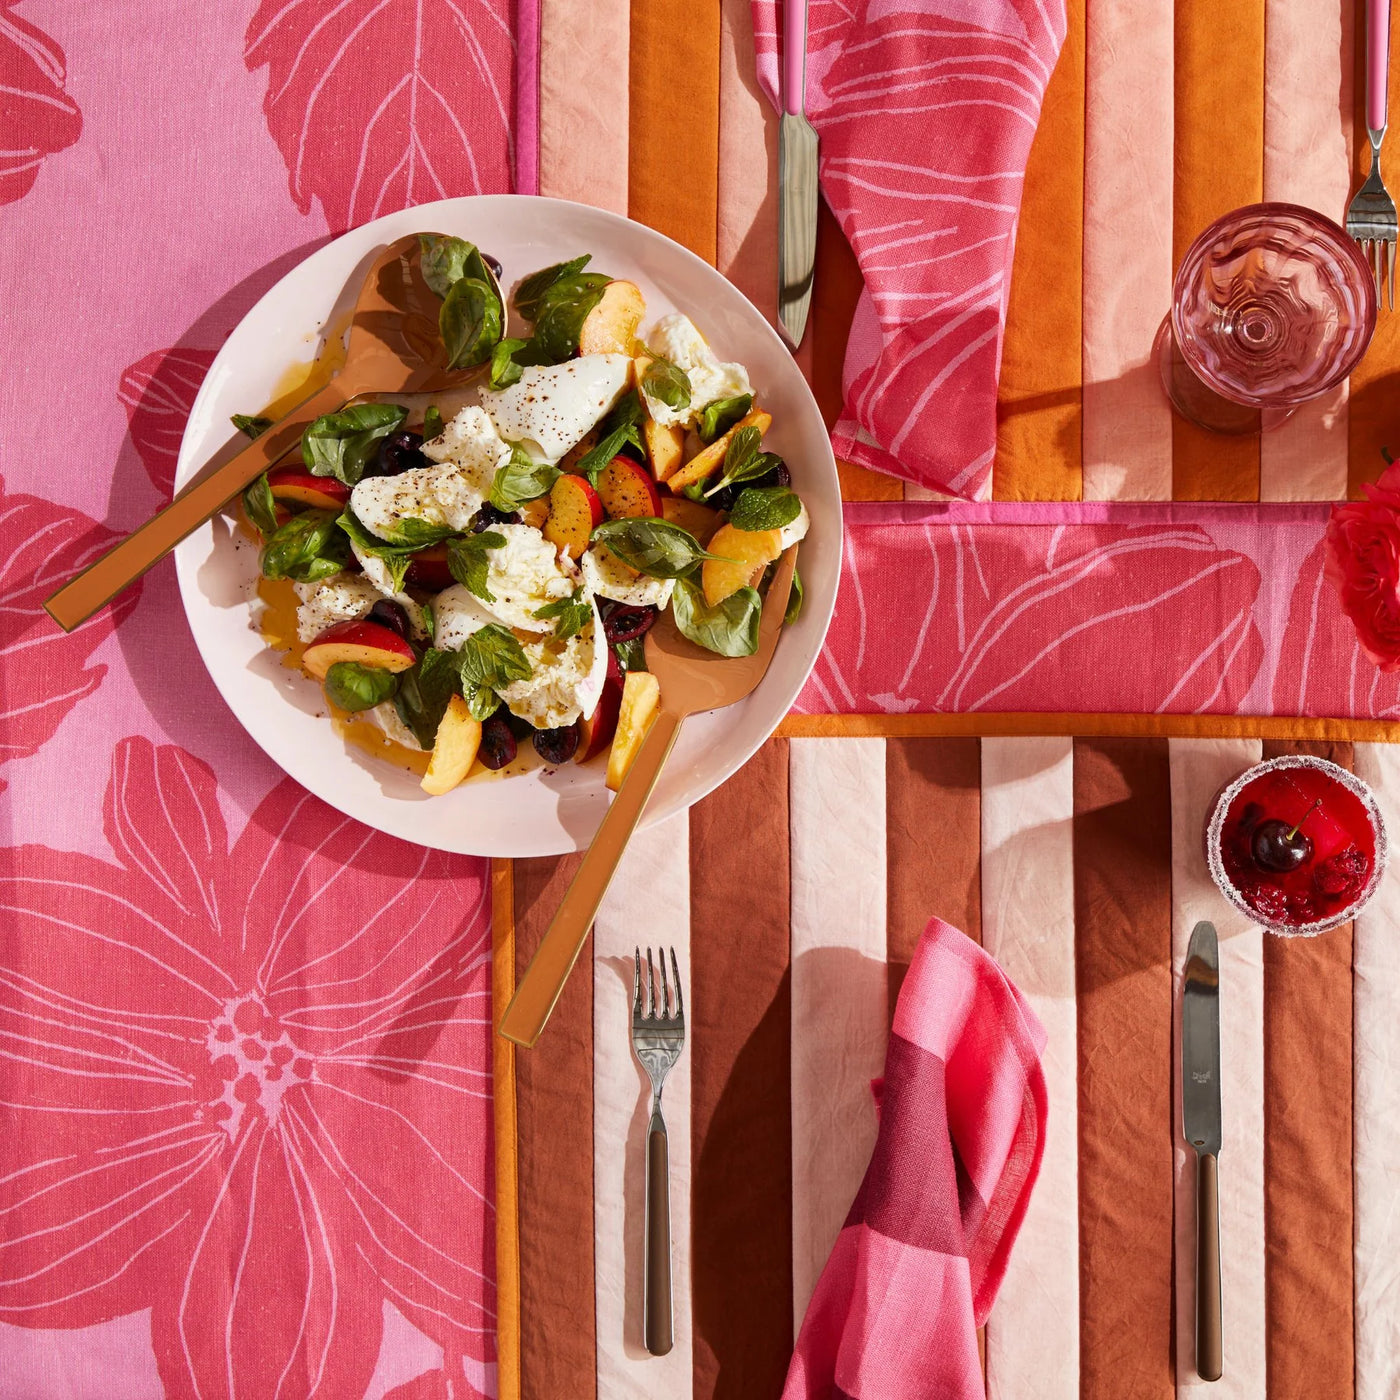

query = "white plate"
175;195;840;856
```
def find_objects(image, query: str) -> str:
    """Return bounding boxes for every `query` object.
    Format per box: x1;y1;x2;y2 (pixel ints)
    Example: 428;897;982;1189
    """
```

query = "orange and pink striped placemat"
492;719;1400;1400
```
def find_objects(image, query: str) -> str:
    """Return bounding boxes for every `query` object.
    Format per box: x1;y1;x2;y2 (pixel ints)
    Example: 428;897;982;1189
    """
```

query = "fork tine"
660;949;671;1019
670;948;683;1021
633;947;642;1017
646;947;656;1019
1374;239;1384;300
1389;239;1395;312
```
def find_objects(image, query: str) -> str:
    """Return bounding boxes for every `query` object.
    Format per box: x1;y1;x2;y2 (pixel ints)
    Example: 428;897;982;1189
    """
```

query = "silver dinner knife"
1182;920;1223;1382
778;0;818;347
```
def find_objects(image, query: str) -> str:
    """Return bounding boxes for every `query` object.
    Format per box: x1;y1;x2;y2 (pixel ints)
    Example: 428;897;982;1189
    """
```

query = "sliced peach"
701;524;783;607
606;671;661;791
543;473;604;558
661;495;721;545
559;428;599;474
578;279;646;355
421;694;482;796
302;620;416;680
519;495;551;530
404;543;453;591
667;408;773;492
642;419;686;482
576;674;623;763
596;455;663;518
267;467;352;511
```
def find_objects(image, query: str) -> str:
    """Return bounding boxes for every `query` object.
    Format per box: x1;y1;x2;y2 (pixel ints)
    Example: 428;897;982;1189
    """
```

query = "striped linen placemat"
491;720;1400;1400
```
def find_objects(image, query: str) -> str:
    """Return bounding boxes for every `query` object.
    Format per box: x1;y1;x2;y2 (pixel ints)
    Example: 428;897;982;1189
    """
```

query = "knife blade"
778;0;817;348
1182;920;1222;1382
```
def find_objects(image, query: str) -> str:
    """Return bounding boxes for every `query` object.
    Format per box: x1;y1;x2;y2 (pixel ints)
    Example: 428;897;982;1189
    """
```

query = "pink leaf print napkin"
783;917;1047;1399
752;0;1067;499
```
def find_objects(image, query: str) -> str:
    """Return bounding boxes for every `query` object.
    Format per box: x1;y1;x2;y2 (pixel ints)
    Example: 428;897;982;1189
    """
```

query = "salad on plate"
239;235;810;797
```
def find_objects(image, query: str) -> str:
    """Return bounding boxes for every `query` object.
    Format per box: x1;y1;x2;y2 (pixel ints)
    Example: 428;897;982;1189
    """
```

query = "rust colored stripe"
1349;24;1400;498
512;853;595;1399
690;739;794;1399
628;0;720;263
994;0;1085;502
1260;740;1355;1397
491;859;521;1400
1171;0;1265;501
1073;738;1175;1400
776;711;1400;744
885;737;982;1016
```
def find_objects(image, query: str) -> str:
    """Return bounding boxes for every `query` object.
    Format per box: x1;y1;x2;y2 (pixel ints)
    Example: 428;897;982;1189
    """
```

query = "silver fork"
1347;0;1396;308
631;946;685;1357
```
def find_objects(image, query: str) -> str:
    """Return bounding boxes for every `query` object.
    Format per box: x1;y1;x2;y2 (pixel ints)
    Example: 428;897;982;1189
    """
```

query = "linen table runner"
496;725;1400;1400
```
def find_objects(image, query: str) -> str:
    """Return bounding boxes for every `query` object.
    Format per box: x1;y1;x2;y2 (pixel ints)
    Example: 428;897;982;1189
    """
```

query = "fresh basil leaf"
514;255;593;320
696;394;752;443
671;578;761;657
423;405;445;441
489;337;529;389
573;422;643;486
701;425;772;499
422;599;436;642
614;636;648;672
532;587;592;640
489;455;560;512
260;509;350;583
302;403;407;486
419;234;477;298
393;648;463;750
447;531;507;603
533;273;611;362
590;518;727;579
242;472;279;539
232;413;274;440
441;276;504;370
641;353;692;413
324;661;400;712
784;567;804;626
681;478;709;504
728;486;802;533
459;623;533;689
373;516;459;550
336;509;425;593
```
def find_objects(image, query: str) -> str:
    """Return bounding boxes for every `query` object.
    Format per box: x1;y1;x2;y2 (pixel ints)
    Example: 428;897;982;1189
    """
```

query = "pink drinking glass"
1155;202;1377;434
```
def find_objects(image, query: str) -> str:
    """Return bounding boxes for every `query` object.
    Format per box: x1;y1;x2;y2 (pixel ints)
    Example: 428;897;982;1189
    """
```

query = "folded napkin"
752;1;1067;499
783;917;1047;1399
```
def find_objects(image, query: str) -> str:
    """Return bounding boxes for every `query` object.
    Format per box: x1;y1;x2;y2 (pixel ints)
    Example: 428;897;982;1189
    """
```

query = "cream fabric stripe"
717;0;778;319
537;0;629;210
788;737;889;1330
978;737;1078;1400
593;812;693;1397
1260;0;1354;501
1082;0;1174;501
1351;743;1400;1400
1168;739;1267;1395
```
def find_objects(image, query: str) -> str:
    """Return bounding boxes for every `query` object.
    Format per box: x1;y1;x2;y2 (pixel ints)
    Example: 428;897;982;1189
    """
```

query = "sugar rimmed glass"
1156;202;1377;434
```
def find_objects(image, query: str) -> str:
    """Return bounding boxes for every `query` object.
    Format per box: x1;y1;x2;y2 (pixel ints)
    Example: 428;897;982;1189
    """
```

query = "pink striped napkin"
783;917;1047;1399
752;1;1067;499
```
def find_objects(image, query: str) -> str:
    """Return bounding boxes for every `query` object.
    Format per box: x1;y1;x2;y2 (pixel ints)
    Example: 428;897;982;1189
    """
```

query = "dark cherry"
1249;818;1313;873
478;716;517;770
470;503;518;533
366;599;411;639
532;725;580;765
482;251;504;280
504;711;536;740
370;430;428;477
602;603;657;645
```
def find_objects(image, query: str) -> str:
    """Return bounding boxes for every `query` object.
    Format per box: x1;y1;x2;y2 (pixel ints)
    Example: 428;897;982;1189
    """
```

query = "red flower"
0;738;495;1398
0;478;140;773
0;3;82;205
1324;464;1400;672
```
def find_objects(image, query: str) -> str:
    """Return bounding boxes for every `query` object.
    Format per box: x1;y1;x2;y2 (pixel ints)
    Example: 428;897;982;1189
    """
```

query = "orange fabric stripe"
1349;24;1400;498
1260;740;1355;1397
776;711;1400;743
1170;0;1265;501
491;859;521;1400
994;0;1085;502
628;0;720;263
1073;738;1175;1400
512;854;595;1399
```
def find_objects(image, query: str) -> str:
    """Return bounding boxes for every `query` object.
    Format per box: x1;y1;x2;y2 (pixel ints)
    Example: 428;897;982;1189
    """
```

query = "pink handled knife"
778;0;818;347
